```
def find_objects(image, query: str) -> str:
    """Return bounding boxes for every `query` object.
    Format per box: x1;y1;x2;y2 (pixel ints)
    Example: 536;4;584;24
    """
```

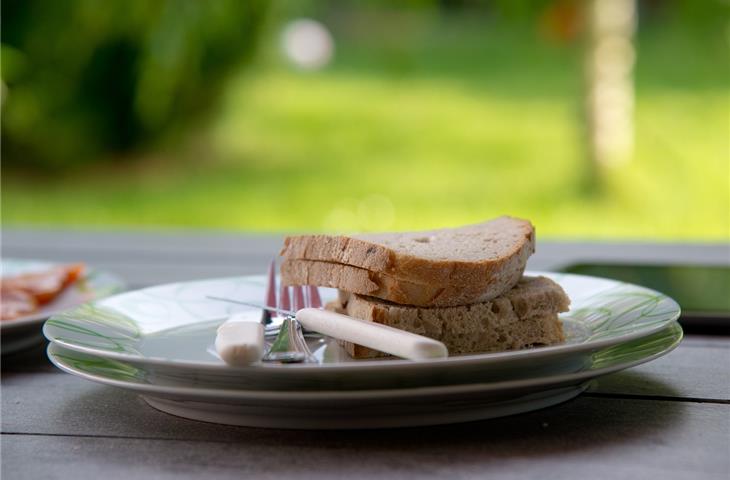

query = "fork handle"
296;308;448;360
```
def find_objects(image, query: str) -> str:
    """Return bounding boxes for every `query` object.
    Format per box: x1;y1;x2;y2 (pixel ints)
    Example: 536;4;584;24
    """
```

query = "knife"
207;296;449;361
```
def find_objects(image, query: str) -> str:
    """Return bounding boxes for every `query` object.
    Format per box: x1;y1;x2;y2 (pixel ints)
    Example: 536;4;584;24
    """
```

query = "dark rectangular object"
561;263;730;335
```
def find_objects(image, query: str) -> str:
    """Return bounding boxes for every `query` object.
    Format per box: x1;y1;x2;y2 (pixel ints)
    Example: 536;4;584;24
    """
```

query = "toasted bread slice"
280;216;535;287
281;258;520;307
326;276;570;359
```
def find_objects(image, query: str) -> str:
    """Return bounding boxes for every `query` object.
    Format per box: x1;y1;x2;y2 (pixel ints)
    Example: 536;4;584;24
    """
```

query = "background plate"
2;259;125;355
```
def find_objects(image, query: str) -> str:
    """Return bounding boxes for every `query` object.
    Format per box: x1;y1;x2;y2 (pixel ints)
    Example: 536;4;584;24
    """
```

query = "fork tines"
307;285;322;309
266;259;321;316
292;285;305;311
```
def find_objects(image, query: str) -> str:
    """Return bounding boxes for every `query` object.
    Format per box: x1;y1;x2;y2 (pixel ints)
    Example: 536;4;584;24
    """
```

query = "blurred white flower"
281;19;334;70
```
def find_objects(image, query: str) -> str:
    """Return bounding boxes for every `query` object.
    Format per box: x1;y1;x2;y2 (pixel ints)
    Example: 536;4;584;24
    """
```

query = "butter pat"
215;319;265;366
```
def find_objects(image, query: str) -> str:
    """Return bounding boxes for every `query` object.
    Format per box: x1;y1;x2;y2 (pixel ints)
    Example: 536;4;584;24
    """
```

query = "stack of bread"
280;216;570;358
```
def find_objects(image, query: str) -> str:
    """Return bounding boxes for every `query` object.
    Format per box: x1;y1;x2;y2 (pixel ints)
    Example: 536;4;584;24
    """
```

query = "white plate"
43;272;680;390
47;322;682;428
1;259;125;355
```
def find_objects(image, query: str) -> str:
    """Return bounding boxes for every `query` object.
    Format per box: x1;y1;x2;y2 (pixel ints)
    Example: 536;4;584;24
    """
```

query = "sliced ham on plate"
0;264;86;320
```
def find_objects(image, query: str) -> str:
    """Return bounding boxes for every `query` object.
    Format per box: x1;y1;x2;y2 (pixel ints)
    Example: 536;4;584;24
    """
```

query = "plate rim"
46;321;683;401
1;258;126;332
42;271;682;372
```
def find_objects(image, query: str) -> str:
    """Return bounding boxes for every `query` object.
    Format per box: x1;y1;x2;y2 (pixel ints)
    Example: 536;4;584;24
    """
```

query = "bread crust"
280;216;535;286
281;258;525;307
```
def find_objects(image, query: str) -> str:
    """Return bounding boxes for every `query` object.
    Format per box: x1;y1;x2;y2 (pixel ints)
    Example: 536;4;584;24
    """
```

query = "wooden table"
2;230;729;479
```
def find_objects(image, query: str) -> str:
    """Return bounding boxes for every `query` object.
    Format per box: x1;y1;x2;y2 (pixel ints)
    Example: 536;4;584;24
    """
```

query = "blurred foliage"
3;8;727;239
1;0;727;239
1;0;268;169
278;0;728;25
2;0;724;170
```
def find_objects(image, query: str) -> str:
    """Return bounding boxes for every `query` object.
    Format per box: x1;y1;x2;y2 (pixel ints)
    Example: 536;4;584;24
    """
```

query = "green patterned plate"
46;323;682;428
43;272;680;390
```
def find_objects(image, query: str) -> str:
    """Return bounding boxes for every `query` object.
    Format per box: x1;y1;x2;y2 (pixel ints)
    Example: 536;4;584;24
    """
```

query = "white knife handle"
215;315;265;366
296;308;448;360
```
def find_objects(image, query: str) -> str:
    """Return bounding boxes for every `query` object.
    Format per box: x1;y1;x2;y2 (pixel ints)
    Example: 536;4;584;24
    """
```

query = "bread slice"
280;216;535;287
326;276;570;359
281;258;517;307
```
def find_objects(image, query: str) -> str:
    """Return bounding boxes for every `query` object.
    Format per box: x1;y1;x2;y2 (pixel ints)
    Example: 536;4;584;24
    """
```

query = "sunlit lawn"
3;20;728;239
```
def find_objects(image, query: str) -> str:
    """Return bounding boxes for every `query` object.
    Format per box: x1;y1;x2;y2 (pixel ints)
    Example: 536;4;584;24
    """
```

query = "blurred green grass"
3;18;728;239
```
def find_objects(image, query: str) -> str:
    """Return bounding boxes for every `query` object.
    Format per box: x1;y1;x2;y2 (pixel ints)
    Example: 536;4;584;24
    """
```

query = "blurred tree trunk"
584;0;636;187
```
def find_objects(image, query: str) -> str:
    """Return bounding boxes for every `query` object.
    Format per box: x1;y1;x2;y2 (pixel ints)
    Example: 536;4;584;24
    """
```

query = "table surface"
2;229;729;480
